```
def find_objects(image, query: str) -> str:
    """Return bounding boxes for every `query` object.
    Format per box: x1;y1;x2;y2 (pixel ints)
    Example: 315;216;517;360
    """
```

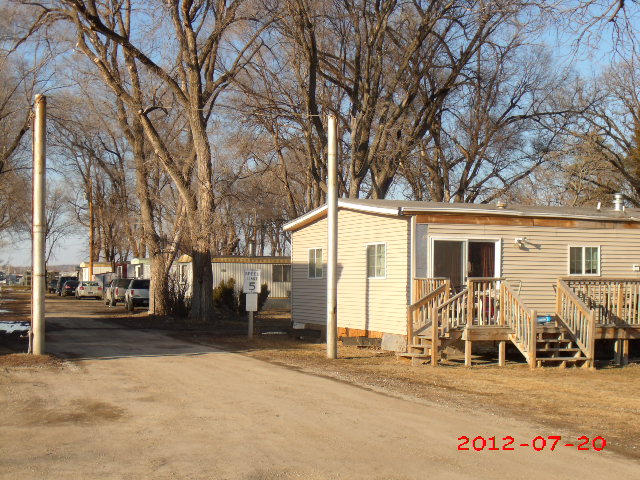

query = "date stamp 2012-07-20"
458;435;606;452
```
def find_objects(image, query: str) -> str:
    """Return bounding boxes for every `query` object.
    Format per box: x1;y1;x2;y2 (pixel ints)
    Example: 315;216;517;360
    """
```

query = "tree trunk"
149;253;171;315
189;249;214;323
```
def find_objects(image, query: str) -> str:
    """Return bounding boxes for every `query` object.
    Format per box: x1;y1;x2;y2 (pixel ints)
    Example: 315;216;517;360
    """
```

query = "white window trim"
427;236;502;280
308;247;324;279
366;242;387;280
567;245;601;276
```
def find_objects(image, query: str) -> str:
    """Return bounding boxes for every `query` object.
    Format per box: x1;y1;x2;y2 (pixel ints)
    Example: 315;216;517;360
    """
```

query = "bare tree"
44;185;77;265
235;0;563;209
0;3;54;241
29;0;274;322
553;57;640;207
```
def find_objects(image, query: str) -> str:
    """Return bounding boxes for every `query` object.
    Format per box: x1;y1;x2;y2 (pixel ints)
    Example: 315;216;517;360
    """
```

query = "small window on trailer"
366;243;386;279
569;246;600;275
308;248;323;279
273;264;291;282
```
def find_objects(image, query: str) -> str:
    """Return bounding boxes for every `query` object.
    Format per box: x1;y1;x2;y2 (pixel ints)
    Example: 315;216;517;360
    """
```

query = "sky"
0;232;88;269
0;10;630;268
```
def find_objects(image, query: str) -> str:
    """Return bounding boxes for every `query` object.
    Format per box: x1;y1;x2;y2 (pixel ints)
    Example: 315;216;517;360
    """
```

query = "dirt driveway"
1;294;638;479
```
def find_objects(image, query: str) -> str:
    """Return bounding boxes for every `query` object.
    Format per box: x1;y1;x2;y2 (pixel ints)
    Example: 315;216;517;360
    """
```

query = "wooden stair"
397;329;462;365
534;321;589;368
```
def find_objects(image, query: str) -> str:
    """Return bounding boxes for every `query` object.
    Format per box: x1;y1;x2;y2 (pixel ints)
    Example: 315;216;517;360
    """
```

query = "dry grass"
0;353;65;368
195;334;640;459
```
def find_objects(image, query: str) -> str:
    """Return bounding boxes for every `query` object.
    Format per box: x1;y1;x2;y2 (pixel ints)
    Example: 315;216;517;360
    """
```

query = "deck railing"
412;277;450;303
408;277;504;334
562;277;640;325
466;278;504;326
406;284;449;344
556;279;596;367
500;282;536;367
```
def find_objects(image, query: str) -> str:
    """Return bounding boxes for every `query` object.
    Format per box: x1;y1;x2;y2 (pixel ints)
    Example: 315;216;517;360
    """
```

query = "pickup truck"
105;278;132;306
125;279;150;312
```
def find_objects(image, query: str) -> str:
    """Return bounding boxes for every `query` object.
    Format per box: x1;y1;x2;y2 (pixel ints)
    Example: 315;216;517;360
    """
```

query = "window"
273;264;291;283
179;264;188;283
308;248;323;279
569;246;600;275
367;243;386;279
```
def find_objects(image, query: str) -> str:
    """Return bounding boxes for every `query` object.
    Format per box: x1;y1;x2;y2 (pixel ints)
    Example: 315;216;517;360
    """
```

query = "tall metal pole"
88;170;94;280
32;94;47;355
326;115;338;359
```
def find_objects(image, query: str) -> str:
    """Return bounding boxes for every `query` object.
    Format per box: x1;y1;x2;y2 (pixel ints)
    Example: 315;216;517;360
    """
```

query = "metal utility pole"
326;115;338;359
88;170;94;280
32;94;46;355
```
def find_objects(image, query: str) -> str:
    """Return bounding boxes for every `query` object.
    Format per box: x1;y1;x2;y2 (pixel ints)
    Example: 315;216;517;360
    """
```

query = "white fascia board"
399;206;640;223
283;200;401;232
338;199;401;216
283;205;328;231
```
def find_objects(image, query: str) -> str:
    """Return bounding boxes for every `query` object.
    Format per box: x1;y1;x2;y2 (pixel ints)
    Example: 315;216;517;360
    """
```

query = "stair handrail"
500;282;536;367
407;283;449;344
556;279;596;367
435;288;468;332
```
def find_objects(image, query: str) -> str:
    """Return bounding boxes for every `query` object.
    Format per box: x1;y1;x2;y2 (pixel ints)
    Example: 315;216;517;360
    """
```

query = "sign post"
243;270;260;339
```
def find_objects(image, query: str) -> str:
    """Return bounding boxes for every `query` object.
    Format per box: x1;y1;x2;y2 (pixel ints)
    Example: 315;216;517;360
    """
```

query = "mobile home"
284;198;640;367
175;255;291;309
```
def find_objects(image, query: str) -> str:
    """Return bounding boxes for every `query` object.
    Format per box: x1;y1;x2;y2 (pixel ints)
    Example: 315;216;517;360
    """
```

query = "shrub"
213;278;237;311
214;279;270;314
166;272;191;317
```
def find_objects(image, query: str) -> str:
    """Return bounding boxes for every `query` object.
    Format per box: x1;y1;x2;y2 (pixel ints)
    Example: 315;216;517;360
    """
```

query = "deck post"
587;310;596;369
465;337;472;367
613;335;628;366
498;341;506;367
406;307;414;348
529;310;537;369
616;285;624;321
614;339;623;365
466;279;473;327
555;279;562;318
431;305;439;366
499;284;506;326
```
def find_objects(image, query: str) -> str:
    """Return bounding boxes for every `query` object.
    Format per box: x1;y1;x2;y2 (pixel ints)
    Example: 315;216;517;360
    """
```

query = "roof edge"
400;206;640;223
283;199;402;232
283;204;328;231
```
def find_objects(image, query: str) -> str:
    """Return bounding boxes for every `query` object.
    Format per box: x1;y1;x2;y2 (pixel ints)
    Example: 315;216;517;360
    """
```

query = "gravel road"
0;295;637;479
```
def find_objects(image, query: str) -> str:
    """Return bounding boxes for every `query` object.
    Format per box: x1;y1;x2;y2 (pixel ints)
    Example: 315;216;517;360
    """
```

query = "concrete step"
397;352;431;359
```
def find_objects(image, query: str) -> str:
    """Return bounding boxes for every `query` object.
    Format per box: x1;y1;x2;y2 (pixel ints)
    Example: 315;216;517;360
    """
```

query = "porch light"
514;237;528;249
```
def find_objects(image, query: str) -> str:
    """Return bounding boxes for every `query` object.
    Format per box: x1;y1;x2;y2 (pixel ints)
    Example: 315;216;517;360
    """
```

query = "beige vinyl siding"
291;209;411;335
427;223;640;314
291;218;328;326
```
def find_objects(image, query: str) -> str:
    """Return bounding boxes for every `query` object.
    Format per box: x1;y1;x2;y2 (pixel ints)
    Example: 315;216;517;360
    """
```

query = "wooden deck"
400;277;640;368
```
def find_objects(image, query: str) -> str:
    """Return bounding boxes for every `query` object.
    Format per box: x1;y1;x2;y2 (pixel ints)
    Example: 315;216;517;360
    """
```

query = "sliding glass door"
431;239;499;290
432;240;465;290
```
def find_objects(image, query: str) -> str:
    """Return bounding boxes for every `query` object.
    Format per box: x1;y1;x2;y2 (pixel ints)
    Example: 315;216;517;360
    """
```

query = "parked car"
124;279;150;311
48;279;58;293
56;276;77;296
61;280;79;297
104;278;132;306
94;272;116;299
75;281;102;299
